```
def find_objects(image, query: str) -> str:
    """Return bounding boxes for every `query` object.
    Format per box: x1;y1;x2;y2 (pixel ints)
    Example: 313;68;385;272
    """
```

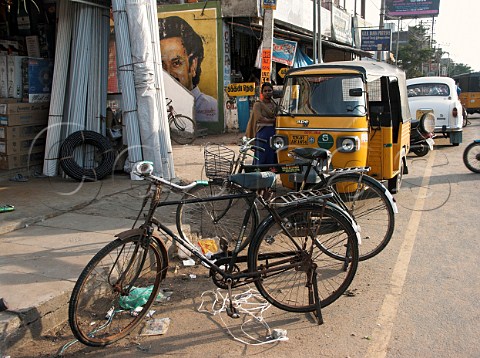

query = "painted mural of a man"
159;15;218;122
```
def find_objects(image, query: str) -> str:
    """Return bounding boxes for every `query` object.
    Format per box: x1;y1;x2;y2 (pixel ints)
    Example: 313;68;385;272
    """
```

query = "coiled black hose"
59;130;115;181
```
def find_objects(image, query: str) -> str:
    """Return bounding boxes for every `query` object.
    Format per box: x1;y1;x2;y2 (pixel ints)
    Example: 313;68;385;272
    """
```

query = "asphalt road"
8;116;480;358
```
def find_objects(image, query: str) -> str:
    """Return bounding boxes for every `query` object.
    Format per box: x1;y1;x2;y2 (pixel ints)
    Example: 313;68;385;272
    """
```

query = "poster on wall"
159;9;219;123
272;38;297;67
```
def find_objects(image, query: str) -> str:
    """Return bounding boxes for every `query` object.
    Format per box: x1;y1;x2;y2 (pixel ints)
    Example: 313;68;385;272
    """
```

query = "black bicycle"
167;98;196;145
68;162;359;347
177;137;396;261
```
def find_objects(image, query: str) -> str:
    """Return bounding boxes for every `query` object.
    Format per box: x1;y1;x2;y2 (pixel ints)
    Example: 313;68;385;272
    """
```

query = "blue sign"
361;30;392;51
272;38;297;66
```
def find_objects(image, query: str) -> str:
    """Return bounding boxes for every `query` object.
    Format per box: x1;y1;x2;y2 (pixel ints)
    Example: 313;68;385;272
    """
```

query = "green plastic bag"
119;286;155;310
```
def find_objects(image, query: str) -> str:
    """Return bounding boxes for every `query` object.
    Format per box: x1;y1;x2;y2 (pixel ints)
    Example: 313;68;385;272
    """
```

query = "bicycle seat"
229;172;276;190
290;147;331;161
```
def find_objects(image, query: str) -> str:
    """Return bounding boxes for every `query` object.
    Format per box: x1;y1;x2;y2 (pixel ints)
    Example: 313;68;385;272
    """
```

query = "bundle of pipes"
43;1;112;176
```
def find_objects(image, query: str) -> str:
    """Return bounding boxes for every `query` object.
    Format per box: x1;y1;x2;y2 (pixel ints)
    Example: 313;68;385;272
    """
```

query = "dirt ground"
8;260;218;358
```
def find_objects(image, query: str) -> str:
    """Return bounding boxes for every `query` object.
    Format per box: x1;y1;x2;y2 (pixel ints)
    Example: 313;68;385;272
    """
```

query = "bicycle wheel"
176;181;260;253
69;235;167;347
248;204;359;311
169;115;196;145
463;141;480;173
316;173;395;261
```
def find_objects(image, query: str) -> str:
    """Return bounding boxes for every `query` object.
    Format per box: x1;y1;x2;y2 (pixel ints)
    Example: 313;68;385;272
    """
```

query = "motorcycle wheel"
412;145;430;157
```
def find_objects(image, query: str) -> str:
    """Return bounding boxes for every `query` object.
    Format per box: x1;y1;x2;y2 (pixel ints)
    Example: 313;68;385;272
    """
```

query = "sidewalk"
0;132;244;352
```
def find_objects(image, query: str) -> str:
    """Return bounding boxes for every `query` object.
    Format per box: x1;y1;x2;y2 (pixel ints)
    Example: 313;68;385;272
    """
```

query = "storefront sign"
272;38;297;67
261;49;272;84
361;29;392;51
331;6;353;45
225;82;256;97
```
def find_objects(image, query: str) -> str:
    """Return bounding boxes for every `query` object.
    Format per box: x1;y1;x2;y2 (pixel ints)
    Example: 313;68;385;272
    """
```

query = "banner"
272;38;297;67
386;0;440;19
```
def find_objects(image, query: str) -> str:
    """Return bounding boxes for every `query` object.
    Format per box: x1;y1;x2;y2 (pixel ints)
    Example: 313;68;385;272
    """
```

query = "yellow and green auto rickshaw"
271;60;411;193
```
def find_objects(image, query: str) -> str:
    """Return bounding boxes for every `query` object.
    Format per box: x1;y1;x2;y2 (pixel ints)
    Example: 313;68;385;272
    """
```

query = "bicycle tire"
248;204;359;311
169;114;196;145
176;181;260;253
69;234;167;347
315;173;395;261
463;141;480;173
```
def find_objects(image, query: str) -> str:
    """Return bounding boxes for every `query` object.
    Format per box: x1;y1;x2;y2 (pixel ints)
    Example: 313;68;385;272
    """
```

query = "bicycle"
177;137;397;261
167;98;196;145
463;140;480;173
68;162;360;347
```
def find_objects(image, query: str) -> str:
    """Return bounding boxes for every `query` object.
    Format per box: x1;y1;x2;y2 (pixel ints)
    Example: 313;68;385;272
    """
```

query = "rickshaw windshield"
280;74;366;116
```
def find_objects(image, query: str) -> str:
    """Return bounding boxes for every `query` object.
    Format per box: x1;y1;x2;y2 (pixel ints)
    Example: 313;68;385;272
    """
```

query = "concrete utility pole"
260;0;275;84
378;0;385;61
317;0;323;63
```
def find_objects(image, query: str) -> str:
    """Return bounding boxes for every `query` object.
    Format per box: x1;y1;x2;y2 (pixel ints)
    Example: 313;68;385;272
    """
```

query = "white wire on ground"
198;288;288;345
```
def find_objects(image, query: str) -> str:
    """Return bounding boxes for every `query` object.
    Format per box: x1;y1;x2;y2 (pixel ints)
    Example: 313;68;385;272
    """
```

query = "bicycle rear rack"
269;190;333;207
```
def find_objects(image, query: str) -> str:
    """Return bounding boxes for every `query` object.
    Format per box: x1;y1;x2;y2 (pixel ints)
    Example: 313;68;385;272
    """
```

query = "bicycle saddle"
290;147;331;161
229;171;276;190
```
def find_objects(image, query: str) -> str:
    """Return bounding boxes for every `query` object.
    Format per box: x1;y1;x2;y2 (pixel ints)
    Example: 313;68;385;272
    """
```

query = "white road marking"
365;151;436;358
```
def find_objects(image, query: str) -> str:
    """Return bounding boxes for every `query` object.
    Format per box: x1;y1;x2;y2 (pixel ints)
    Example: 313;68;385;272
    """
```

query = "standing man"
159;16;218;122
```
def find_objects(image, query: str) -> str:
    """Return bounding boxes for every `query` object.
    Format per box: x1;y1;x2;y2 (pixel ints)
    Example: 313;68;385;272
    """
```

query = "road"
9;116;480;358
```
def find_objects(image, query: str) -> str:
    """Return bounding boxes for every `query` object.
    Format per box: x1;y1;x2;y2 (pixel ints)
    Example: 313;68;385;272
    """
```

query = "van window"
281;74;366;116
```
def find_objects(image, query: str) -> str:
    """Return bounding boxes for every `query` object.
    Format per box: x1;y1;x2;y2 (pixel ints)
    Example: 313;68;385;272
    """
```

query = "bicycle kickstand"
225;278;240;319
309;268;324;325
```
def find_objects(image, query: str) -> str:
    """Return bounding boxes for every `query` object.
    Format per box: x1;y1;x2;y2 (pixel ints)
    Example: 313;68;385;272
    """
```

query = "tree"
397;25;434;78
448;63;473;77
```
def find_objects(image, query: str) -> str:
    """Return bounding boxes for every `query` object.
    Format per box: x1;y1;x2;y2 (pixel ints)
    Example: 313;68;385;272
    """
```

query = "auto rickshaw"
271;60;411;193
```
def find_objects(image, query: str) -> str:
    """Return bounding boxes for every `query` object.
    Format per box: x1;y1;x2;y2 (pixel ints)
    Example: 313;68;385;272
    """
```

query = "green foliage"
397;25;434;78
448;63;473;77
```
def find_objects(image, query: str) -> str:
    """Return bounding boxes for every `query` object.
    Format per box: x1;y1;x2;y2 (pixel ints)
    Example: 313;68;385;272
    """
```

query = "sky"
379;0;480;72
434;0;480;72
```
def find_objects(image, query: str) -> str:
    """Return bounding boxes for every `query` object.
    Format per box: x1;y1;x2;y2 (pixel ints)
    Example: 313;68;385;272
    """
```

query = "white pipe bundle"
112;0;143;168
43;1;113;176
145;0;175;179
124;0;163;176
42;0;73;176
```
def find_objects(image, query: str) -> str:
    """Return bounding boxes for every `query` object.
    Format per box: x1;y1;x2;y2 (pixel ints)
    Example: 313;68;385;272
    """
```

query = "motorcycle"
463;140;480;173
409;112;436;157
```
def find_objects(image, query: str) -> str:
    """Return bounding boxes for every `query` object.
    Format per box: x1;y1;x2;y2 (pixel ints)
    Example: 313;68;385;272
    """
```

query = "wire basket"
204;144;235;179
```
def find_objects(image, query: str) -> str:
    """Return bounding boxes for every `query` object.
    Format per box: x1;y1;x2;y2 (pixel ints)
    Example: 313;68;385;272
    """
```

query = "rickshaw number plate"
416;109;433;120
290;135;308;145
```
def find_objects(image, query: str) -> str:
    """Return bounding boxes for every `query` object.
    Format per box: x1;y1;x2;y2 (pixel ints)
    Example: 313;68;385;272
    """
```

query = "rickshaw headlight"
270;135;288;150
337;136;360;153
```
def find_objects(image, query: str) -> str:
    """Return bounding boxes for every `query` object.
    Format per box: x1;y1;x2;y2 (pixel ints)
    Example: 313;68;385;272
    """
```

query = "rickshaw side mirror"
349;88;364;97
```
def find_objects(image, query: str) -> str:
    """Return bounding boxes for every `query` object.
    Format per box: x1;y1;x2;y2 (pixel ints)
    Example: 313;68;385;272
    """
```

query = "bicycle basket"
204;144;235;179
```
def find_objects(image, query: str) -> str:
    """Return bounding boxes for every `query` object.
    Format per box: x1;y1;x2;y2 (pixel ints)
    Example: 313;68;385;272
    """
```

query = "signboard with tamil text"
225;83;256;97
361;29;392;52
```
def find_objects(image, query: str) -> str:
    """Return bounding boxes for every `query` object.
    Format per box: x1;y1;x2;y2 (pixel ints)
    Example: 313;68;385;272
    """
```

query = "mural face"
159;10;219;123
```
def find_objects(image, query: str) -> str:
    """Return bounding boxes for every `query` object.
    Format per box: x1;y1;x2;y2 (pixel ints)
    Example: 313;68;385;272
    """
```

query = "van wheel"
388;159;404;194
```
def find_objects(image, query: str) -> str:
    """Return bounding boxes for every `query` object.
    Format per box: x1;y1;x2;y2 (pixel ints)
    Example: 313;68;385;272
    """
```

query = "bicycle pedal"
226;306;240;319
